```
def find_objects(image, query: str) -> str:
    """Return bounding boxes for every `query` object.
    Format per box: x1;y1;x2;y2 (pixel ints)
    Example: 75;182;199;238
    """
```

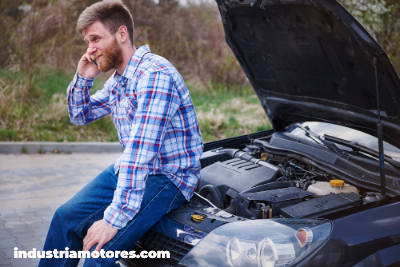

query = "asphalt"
0;153;121;267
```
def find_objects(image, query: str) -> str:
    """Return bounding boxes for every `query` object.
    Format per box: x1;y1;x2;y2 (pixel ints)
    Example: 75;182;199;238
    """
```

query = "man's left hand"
83;220;119;251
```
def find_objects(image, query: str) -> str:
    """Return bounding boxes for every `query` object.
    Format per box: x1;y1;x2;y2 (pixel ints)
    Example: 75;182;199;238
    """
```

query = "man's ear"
117;25;128;44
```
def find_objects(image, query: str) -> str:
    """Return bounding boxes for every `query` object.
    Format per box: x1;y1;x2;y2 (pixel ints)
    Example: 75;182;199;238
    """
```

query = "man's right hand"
77;53;101;79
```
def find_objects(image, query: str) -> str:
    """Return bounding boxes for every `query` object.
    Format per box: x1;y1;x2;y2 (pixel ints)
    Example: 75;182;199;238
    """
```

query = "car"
116;0;400;266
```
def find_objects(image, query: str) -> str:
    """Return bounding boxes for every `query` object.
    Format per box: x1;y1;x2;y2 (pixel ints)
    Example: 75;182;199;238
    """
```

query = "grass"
189;84;271;141
0;68;271;143
0;68;118;142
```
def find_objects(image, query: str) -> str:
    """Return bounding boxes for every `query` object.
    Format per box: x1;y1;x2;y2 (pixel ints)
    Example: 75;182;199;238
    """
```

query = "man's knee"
52;202;76;227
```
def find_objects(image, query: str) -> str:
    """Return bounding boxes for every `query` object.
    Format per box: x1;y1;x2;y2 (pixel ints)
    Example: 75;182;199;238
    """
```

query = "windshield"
284;122;400;161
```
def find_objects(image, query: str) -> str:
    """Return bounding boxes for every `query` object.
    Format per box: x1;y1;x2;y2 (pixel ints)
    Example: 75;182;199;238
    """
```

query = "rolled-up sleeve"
67;73;113;125
104;71;181;229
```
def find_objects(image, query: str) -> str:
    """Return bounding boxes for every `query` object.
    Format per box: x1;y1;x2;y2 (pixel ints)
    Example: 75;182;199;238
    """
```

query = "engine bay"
134;130;400;263
196;133;397;221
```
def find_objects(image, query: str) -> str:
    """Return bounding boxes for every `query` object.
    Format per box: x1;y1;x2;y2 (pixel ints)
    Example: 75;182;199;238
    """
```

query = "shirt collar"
114;45;151;84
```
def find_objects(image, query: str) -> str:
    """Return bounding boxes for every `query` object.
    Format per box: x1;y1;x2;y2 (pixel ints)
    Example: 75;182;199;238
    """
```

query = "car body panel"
298;197;400;266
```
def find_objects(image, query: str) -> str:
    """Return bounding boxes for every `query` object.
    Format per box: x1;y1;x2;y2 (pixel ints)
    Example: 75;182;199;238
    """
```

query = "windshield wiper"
323;134;400;170
294;123;347;157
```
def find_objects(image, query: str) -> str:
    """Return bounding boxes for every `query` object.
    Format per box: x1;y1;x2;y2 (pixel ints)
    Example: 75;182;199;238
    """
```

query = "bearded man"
39;0;203;266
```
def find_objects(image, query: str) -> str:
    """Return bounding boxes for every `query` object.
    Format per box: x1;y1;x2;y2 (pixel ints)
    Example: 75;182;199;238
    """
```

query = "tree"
341;0;400;74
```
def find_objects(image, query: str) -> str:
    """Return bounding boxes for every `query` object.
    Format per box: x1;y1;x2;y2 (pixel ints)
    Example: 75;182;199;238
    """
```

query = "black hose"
276;176;288;181
303;181;313;191
219;149;253;162
293;168;299;180
218;149;279;171
217;149;239;158
198;185;224;209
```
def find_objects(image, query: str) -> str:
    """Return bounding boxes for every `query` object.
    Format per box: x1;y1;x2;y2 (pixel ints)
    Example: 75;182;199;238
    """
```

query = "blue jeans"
39;164;187;267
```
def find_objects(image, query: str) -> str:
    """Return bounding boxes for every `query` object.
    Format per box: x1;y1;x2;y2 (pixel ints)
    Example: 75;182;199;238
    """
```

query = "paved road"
0;153;121;267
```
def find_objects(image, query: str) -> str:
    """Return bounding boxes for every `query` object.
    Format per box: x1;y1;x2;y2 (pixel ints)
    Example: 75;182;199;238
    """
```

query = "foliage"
190;85;271;141
0;68;118;142
0;0;248;89
341;0;400;72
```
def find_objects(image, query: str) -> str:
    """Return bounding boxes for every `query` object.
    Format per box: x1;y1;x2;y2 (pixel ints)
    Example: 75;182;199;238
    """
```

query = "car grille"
138;230;193;262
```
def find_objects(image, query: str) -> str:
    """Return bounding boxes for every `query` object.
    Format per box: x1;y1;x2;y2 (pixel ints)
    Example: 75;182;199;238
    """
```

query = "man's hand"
83;220;119;251
77;53;101;79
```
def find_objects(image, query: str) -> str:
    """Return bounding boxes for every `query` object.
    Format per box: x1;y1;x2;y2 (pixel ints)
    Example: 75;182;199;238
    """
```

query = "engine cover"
281;192;363;218
236;187;314;218
198;158;278;202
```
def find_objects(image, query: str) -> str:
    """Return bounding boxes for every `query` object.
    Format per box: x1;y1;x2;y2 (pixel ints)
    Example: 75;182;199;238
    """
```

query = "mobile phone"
92;60;98;67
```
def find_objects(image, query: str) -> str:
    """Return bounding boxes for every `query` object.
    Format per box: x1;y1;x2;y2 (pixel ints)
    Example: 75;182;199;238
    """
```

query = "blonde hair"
77;0;134;45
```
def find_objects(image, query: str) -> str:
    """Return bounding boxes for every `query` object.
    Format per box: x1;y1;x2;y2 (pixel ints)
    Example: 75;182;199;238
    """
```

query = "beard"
94;38;123;73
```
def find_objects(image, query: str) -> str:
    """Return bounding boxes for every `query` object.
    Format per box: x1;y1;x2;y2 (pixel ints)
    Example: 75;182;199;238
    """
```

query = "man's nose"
87;44;97;56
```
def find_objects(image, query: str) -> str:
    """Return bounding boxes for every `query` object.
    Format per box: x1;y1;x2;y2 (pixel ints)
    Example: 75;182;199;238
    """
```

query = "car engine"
197;138;386;220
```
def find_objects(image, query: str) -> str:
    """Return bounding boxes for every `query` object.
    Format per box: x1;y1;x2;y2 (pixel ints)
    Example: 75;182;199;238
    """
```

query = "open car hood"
216;0;400;148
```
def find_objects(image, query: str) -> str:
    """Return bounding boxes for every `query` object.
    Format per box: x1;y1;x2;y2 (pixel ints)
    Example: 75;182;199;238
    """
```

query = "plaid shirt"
67;45;203;229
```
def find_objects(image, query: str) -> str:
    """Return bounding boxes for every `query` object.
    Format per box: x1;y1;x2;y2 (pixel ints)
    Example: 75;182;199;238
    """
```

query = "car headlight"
179;219;332;267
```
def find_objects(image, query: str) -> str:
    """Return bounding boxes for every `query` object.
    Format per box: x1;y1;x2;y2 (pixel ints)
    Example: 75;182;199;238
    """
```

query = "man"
39;0;203;266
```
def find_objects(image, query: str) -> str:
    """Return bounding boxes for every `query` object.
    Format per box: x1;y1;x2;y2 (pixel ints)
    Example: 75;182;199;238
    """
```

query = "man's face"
84;21;123;72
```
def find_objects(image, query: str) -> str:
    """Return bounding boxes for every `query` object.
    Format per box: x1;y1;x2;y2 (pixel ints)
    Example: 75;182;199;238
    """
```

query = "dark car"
117;0;400;266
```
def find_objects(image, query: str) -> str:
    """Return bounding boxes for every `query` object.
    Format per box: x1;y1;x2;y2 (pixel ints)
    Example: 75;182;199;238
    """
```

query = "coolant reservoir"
307;180;359;196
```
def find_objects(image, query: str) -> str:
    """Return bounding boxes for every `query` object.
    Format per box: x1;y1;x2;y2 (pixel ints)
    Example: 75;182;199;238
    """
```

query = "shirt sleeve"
103;71;181;229
67;73;112;125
